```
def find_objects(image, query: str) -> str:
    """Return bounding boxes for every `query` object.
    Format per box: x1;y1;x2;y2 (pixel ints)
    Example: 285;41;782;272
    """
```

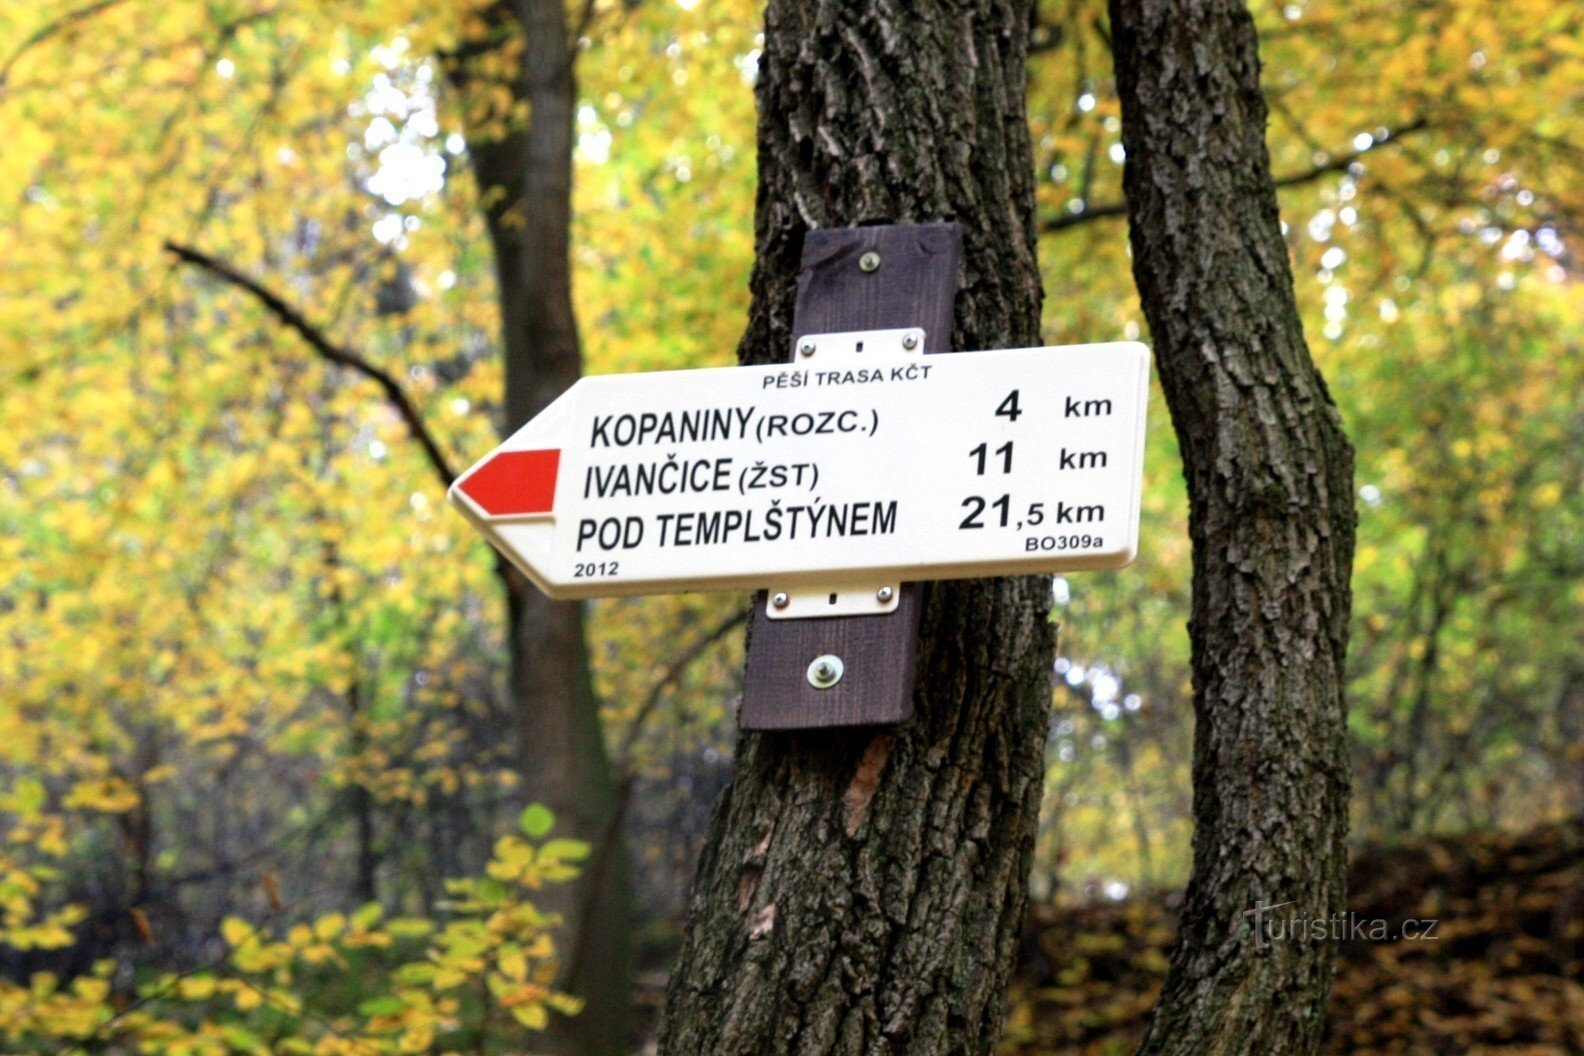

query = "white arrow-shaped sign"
450;329;1149;612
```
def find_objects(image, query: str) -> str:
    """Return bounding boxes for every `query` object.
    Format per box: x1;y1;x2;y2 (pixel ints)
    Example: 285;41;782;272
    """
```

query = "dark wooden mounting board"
738;222;963;730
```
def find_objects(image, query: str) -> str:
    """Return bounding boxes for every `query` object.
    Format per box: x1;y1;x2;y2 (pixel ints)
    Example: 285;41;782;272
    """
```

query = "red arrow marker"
455;449;560;517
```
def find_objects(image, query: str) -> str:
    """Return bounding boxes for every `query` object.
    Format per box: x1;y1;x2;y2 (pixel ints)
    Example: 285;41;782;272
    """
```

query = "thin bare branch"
564;603;750;990
571;0;600;47
613;604;751;775
1043;117;1431;234
163;240;460;489
0;0;132;91
164;240;526;602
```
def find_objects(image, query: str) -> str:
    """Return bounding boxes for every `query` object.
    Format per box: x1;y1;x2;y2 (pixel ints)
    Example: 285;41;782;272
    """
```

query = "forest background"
1;0;1582;1052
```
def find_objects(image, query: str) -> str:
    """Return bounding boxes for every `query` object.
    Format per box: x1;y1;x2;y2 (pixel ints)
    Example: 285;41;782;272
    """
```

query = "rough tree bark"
1108;1;1356;1054
449;2;634;1053
656;2;1056;1054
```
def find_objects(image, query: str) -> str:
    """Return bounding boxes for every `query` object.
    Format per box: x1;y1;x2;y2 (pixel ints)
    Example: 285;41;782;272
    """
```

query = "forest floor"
1003;819;1584;1055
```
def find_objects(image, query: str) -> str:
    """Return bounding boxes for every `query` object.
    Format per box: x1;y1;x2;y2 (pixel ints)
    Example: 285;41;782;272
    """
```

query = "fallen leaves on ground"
1004;820;1584;1055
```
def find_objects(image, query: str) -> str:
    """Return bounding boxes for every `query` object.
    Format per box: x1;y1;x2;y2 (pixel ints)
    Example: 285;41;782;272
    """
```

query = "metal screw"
771;592;790;609
876;586;895;603
858;251;881;273
807;654;845;689
901;332;919;351
797;339;816;357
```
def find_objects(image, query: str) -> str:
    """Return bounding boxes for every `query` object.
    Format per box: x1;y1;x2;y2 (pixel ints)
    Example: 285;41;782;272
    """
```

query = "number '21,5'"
960;496;1046;530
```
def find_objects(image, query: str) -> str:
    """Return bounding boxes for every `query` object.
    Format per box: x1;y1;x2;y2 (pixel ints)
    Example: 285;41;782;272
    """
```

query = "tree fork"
657;2;1056;1054
1108;0;1356;1053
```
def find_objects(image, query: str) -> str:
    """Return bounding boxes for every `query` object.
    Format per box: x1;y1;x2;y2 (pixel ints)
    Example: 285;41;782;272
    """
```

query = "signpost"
449;222;1150;730
450;335;1150;606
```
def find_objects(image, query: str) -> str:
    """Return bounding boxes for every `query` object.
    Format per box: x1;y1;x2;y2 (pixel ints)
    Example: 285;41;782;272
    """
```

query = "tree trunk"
1108;1;1357;1054
657;3;1055;1054
348;680;379;904
452;2;635;1052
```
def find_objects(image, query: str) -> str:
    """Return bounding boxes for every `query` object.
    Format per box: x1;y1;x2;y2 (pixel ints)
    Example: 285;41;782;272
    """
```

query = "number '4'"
995;390;1022;421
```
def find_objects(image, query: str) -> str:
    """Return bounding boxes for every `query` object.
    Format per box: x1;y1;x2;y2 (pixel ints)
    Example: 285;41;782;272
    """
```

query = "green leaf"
358;994;406;1017
519;803;555;839
351;901;383;930
540;838;591;863
386;917;436;939
221;1026;265;1054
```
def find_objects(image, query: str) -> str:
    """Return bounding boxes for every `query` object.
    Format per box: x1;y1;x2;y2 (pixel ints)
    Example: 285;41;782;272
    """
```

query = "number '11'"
969;441;1013;475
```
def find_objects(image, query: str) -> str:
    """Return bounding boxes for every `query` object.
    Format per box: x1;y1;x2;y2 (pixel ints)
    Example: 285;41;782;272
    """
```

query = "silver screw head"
807;654;844;689
876;586;895;603
901;333;919;350
858;251;881;273
797;339;815;357
771;592;790;608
